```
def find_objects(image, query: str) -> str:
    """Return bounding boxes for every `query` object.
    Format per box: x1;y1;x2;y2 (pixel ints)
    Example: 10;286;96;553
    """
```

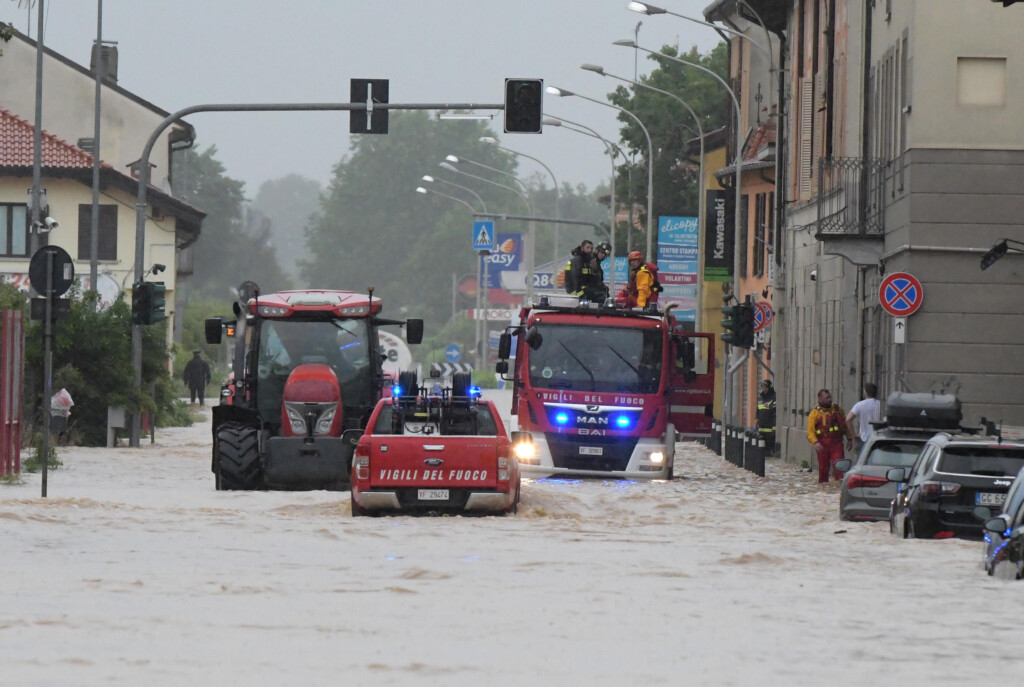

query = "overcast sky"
3;0;721;196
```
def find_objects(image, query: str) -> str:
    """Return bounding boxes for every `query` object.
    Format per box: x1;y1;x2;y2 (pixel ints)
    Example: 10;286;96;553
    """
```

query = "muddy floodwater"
2;393;1020;686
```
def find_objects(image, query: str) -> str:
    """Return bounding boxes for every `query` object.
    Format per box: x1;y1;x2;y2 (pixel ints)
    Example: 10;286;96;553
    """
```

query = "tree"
173;145;290;298
607;42;729;237
249;174;322;283
302;111;606;330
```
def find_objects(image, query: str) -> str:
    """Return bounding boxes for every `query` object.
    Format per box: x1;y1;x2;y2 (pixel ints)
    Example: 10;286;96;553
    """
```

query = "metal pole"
482;251;490;369
129;100;504;446
41;250;53;498
89;0;103;289
29;0;45;256
475;254;482;371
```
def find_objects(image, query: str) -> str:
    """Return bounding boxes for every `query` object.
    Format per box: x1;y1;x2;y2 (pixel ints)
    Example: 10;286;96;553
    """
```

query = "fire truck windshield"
526;324;662;393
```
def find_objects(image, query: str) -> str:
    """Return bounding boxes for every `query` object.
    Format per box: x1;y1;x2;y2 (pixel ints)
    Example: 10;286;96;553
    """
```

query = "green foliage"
22;287;184;446
250;174;323;282
173;294;231;387
0;22;14;45
0;279;28;312
21;439;61;473
608;42;730;237
173;144;291;298
302;111;607;329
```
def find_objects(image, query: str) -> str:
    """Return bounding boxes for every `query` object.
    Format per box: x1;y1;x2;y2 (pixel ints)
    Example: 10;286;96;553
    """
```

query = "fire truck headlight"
649;451;665;464
513;441;536;460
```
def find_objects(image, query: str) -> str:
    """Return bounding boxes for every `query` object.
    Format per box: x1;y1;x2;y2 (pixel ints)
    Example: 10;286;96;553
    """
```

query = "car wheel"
350;494;365;517
906;520;916;539
216;423;263;490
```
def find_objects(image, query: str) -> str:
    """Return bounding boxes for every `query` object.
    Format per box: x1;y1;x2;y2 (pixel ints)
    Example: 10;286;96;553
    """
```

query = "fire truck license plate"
418;489;449;501
579;446;603;456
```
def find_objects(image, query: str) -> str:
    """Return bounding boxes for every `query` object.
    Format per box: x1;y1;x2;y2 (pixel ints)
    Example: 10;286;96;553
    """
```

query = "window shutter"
799;79;813;199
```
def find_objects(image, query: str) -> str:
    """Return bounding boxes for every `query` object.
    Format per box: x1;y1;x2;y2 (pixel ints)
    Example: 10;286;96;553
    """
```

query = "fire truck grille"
545;434;640;472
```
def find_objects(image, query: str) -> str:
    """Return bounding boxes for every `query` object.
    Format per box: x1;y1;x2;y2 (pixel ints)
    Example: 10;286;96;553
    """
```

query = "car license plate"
976;492;1006;506
579;446;603;456
418;489;449;501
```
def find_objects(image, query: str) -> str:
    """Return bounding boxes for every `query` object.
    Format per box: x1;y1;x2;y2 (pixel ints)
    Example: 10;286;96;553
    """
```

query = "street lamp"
546;85;655;261
615;38;745;427
421;174;487;212
626;0;776;115
442;157;537;303
479;136;561;262
416;186;487;370
542;115;621;291
580;62;706;329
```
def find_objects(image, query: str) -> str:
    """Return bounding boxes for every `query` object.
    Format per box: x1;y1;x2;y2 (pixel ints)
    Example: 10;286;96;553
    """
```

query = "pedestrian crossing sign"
472;221;495;251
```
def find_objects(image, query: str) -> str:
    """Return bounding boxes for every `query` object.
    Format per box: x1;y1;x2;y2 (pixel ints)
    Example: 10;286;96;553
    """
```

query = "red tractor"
205;286;423;491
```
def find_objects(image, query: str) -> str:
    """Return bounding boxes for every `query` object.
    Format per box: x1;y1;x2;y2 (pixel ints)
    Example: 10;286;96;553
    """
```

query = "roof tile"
0;107;110;168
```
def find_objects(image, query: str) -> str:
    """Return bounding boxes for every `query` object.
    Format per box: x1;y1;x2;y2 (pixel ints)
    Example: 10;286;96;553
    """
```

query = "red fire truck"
494;297;714;479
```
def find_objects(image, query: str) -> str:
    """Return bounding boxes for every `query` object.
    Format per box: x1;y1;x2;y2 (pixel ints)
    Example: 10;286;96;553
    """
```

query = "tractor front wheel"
216;424;264;491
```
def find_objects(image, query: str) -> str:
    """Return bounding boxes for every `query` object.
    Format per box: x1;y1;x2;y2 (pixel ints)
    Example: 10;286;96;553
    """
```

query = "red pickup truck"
350;379;520;516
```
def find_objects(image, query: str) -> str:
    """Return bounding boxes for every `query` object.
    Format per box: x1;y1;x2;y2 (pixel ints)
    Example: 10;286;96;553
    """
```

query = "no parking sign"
879;272;923;317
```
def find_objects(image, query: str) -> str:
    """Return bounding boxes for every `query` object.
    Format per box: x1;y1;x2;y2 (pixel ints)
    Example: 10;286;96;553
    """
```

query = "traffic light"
131;282;152;325
737;303;756;349
721;304;741;346
131;281;166;325
504;78;543;133
150;281;167;325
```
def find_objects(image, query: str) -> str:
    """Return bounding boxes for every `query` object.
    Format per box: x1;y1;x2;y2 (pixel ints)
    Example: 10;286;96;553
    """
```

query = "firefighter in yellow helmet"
617;251;660;308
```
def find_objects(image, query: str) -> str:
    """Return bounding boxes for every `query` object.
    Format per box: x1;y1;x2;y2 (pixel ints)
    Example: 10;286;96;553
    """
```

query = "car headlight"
649;451;665;464
513;442;535;460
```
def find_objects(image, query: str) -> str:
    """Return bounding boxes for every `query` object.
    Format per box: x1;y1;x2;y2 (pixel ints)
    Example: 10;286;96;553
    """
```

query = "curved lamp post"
580;63;706;329
615;38;745;426
479;136;561;261
546;85;655;260
627;0;775;115
542;115;622;291
416;185;487;370
421;174;487;212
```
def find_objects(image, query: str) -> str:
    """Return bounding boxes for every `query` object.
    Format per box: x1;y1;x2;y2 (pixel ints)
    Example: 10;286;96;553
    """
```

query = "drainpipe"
855;266;864;400
860;0;874;228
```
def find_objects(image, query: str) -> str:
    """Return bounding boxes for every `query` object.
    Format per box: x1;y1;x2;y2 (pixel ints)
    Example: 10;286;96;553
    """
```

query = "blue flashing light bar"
554;412;570;425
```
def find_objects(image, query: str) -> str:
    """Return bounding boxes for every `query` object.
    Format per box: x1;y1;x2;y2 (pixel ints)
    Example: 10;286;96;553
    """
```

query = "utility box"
107;406;126;447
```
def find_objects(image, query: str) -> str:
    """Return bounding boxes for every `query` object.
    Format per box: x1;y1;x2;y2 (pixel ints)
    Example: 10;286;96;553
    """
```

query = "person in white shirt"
846;383;882;448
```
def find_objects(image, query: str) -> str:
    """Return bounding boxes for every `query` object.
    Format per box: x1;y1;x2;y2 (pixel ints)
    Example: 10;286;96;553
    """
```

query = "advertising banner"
704;189;733;281
657;216;699;322
480;233;521;288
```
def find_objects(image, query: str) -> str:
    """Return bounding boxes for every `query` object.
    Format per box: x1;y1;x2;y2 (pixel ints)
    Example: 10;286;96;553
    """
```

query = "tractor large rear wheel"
216;424;264;491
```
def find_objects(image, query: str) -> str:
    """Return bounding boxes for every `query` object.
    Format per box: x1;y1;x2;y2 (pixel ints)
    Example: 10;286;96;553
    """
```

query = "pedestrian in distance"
846;382;882;452
757;379;777;455
617;250;662;308
806;388;854;483
563;239;595;298
183;350;212;406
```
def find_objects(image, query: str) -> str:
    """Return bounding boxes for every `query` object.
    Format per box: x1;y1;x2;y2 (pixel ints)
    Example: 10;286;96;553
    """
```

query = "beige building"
0;30;203;346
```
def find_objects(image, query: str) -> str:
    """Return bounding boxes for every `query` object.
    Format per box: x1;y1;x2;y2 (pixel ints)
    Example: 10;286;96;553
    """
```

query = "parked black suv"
888;432;1024;540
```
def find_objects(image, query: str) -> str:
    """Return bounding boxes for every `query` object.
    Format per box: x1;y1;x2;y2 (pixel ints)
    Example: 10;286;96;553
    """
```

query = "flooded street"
1;393;1020;685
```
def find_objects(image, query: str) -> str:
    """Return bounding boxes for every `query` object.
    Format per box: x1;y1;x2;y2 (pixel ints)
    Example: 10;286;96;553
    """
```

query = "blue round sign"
445;344;461;363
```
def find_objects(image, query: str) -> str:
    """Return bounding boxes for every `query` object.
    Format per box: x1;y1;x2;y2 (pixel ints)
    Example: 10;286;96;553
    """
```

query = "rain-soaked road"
1;391;1020;686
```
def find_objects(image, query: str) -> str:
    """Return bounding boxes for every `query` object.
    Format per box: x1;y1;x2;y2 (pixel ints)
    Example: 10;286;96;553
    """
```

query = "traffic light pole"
129;101;503;447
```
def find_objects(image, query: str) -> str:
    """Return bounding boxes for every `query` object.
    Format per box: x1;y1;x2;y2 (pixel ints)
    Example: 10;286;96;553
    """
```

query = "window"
0;204;29;257
753;194;767;277
77;204;118;261
738;195;749;277
957;57;1007;107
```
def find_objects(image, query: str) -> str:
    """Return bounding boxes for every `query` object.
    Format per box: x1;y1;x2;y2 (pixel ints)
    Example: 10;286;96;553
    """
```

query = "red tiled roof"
0;107;110;168
743;122;777;161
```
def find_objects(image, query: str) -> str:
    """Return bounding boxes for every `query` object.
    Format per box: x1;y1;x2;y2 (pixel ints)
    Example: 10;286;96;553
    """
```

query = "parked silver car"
836;428;935;521
980;466;1024;574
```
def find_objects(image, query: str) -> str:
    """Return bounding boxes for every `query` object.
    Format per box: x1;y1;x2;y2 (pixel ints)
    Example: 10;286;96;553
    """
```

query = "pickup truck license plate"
976;492;1006;506
418;489;449;501
579;446;603;456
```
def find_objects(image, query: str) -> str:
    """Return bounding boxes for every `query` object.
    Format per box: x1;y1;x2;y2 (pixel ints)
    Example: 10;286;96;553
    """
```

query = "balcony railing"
817;157;886;236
